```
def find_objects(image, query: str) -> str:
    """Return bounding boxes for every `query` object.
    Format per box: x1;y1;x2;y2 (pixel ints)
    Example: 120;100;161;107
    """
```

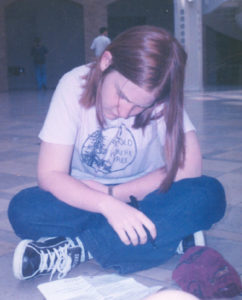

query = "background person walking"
90;27;111;57
31;37;48;90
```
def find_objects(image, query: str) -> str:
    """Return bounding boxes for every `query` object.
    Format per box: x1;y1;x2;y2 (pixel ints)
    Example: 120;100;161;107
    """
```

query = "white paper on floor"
38;273;162;300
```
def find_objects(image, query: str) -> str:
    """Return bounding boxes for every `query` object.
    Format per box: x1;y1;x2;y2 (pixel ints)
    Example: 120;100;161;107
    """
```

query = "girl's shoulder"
55;64;92;99
61;64;92;84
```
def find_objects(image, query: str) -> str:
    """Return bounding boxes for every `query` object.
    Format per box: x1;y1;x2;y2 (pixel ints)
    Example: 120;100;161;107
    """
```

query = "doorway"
107;0;174;39
5;0;84;90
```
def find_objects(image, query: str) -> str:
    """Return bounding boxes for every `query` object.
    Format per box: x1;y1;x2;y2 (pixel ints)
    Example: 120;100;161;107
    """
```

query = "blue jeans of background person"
8;175;226;274
34;63;46;89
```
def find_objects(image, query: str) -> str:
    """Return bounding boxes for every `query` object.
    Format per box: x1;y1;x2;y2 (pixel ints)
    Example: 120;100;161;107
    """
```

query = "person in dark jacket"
31;37;48;89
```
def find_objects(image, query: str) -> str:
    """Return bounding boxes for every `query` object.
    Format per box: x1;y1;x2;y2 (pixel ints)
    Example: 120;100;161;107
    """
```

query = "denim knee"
8;187;37;237
199;175;226;223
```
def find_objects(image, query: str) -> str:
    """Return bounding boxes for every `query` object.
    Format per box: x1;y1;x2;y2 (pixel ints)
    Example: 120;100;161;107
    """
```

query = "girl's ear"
100;51;112;71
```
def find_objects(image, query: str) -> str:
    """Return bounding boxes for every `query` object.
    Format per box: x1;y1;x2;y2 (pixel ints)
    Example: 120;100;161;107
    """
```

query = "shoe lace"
39;240;73;281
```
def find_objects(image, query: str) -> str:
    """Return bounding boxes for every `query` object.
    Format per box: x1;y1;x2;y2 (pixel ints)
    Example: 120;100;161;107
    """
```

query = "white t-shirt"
90;35;111;57
39;65;195;185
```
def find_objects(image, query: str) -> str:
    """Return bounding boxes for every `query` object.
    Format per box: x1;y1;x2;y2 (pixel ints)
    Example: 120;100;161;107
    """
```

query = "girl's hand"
99;198;157;246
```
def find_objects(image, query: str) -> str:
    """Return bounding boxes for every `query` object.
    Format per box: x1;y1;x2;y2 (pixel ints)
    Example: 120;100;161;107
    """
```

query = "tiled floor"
0;88;242;299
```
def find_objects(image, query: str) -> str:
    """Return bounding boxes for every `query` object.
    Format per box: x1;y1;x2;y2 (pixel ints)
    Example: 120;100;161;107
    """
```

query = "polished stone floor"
0;88;242;299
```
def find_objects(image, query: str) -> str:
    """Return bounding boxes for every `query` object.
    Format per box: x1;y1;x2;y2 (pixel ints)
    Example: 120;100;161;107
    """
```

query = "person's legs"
8;176;226;277
80;176;226;274
8;186;103;240
35;64;42;89
8;187;99;280
39;64;47;88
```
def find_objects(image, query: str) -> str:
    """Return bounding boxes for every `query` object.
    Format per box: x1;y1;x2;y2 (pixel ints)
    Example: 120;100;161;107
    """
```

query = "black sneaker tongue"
22;247;41;277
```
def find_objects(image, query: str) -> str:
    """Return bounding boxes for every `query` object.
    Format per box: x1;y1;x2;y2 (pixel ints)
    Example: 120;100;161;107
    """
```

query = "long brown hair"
81;25;187;191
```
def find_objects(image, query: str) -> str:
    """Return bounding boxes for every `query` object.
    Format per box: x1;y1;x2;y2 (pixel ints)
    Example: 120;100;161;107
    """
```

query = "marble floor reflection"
0;88;242;299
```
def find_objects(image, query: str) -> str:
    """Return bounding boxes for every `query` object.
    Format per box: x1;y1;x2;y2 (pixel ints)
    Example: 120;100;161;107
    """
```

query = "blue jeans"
8;176;226;274
34;63;46;89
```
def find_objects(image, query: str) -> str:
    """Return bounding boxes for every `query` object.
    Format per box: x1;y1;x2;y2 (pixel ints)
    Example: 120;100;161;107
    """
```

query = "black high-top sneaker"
13;237;88;280
176;231;206;254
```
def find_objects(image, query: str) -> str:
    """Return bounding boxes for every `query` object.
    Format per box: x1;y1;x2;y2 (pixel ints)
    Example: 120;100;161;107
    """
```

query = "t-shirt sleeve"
90;39;96;50
39;71;82;145
183;110;195;132
156;109;195;146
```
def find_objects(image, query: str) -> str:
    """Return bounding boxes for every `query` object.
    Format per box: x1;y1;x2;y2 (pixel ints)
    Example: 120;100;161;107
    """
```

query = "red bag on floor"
172;246;242;299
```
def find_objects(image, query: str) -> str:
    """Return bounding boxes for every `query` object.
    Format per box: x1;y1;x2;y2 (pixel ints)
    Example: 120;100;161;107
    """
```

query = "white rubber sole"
13;239;33;280
176;231;206;255
194;230;206;246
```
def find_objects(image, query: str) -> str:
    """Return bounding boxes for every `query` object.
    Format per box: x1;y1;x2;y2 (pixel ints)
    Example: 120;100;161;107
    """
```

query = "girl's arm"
37;141;156;246
174;130;202;180
37;141;109;212
84;130;202;202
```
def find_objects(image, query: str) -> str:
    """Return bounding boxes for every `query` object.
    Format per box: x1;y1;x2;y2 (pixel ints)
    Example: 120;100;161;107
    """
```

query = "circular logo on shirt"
81;123;137;174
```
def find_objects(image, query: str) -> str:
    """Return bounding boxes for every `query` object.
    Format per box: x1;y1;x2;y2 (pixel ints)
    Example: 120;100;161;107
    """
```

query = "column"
174;0;203;91
76;0;109;63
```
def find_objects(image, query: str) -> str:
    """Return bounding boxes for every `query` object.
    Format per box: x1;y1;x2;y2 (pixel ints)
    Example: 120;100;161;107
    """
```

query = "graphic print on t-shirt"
81;123;137;174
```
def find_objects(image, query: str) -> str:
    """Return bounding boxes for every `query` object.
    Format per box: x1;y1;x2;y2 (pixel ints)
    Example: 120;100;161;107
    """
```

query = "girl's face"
100;70;156;120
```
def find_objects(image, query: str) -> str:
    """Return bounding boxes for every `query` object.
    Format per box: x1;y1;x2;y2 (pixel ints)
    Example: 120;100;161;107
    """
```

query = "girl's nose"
118;101;134;119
